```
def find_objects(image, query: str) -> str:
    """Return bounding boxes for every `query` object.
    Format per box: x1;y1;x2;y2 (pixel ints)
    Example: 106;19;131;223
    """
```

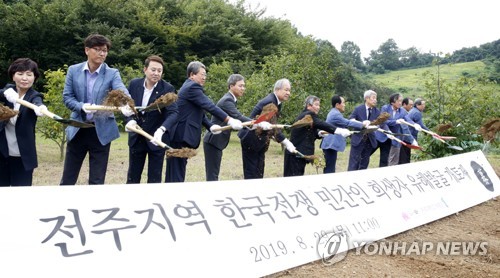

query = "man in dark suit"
348;90;380;171
399;97;415;164
238;78;296;179
60;34;131;185
203;74;252;181
123;55;178;184
166;61;244;183
284;95;351;177
380;93;418;166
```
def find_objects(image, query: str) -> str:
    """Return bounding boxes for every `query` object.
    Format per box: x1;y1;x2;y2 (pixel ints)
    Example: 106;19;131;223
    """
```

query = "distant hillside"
365;61;495;98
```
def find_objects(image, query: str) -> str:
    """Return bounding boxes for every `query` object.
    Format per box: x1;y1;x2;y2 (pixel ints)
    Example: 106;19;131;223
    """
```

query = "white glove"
362;120;371;127
411;139;419;146
3;88;19;104
227;117;243;130
281;138;296;153
254;121;273;130
151;126;166;146
210;124;222;135
413;123;422;131
82;103;96;114
386;134;396;140
125;120;137;132
120;105;135;117
334;127;351;138
34;105;47;117
396;118;405;124
318;130;327;138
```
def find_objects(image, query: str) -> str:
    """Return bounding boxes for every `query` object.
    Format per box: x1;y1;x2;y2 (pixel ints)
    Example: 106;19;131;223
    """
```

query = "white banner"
0;150;498;277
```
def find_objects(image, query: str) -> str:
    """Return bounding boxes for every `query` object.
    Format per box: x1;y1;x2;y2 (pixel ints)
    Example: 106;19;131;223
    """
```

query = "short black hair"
331;95;342;107
84;33;111;49
402;97;412;106
389;93;402;104
8;58;40;81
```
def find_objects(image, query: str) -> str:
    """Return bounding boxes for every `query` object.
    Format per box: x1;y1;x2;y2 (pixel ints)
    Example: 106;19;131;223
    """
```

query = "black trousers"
203;142;223;181
241;144;266;179
323;149;338;174
127;136;165;184
0;155;33;186
371;139;392;167
60;128;111;185
283;151;307;177
165;141;188;183
399;144;411;164
348;140;374;171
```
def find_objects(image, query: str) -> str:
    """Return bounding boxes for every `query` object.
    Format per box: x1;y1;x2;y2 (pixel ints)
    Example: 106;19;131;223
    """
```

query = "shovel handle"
399;120;446;143
211;121;254;132
15;99;58;119
125;124;168;149
84;105;121;112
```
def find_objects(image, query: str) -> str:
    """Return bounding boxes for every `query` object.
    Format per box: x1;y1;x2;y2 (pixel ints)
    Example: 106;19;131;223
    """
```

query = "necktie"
368;108;372;120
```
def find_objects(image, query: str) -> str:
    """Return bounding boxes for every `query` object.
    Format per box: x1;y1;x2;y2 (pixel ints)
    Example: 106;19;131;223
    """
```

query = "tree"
365;39;402;72
340;41;365;72
38;67;69;161
416;70;500;159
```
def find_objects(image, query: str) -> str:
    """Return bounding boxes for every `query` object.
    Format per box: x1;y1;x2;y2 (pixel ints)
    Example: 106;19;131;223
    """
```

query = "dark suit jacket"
289;109;337;155
238;93;286;152
126;78;178;148
349;104;379;148
172;79;228;148
203;92;252;150
0;84;43;170
380;104;414;146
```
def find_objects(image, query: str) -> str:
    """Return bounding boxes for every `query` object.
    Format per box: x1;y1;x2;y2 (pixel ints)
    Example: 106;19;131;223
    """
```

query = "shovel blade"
447;145;463;151
54;118;95;128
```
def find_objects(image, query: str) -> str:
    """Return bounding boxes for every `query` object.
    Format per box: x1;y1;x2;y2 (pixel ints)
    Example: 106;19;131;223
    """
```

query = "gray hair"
186;61;206;77
227;74;244;89
304;95;320;108
273;78;290;92
364;89;377;99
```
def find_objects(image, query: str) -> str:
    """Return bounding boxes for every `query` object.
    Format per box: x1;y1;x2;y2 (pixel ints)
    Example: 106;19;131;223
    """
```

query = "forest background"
1;0;499;161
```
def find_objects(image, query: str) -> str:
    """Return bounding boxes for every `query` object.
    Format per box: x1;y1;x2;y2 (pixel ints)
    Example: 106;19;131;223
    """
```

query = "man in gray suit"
320;95;368;173
203;74;252;181
60;34;131;185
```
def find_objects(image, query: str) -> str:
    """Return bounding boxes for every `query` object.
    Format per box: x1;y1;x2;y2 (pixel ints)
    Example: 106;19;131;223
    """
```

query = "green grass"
33;132;385;185
32;131;499;186
367;61;497;98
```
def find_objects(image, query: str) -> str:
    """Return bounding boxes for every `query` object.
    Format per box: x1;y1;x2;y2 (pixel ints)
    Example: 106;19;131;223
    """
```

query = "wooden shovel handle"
15;99;58;118
211;121;254;132
399;120;445;143
125;124;168;149
83;105;121;112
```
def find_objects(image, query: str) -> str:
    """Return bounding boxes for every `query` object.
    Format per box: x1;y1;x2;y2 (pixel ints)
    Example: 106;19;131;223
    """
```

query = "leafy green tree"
415;70;500;159
38;67;69;161
365;38;401;72
340;41;365;72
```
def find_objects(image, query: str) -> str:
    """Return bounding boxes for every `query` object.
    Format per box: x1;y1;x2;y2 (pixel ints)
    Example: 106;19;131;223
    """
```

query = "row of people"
1;33;429;186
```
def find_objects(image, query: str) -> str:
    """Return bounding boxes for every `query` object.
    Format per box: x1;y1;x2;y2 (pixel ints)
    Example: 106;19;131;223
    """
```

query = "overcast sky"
233;0;499;58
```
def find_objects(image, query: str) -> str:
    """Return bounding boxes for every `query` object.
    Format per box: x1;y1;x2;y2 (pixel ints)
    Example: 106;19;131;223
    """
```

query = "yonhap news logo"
316;231;349;265
317;232;489;266
353;240;488;256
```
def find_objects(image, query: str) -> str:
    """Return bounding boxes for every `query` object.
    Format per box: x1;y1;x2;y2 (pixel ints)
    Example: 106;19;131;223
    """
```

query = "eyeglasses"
91;47;108;54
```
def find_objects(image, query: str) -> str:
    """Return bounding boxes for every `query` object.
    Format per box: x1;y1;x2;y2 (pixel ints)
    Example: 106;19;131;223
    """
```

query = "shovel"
399;120;463;151
125;123;197;158
16;99;94;128
210;110;278;133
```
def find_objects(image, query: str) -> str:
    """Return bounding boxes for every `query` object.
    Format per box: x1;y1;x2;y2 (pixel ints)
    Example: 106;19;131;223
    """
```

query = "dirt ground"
266;195;499;278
